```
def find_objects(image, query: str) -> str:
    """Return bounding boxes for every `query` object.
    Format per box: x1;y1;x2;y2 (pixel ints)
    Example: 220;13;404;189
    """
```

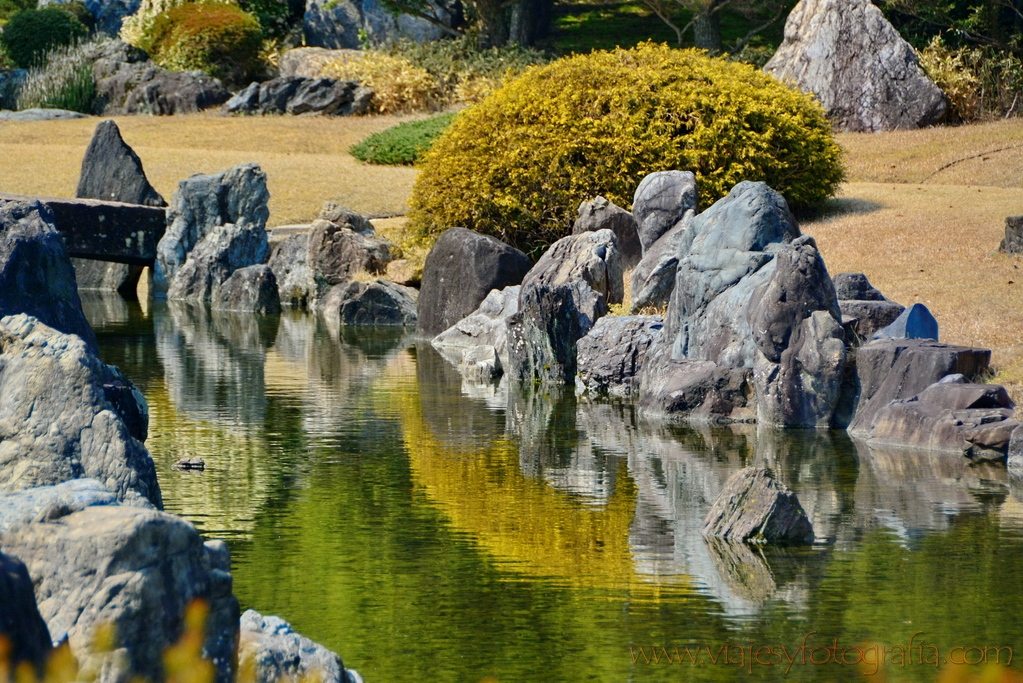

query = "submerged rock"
431;285;519;373
319;278;418;327
702;467;814;544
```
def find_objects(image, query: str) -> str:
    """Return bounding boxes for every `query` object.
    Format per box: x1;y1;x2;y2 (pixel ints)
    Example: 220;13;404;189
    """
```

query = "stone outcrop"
431;285;519;375
268;233;316;308
0;200;99;350
239;610;360;683
308;205;393;290
76;120;166;207
516;229;623;306
167;223;271;303
304;0;363;48
763;0;946;132
999;215;1023;254
416;227;532;338
212;264;281;314
748;235;846;428
702;467;814;544
0;314;160;508
833;272;905;340
319;279;418;327
628;209;695;313
0;551;52;677
847;338;992;436
155;163;269;295
873;302;939;340
863;375;1019;459
632;170;698;253
94;65;231;116
572;196;641;269
575;315;663;398
0;480;238;683
222;77;373;117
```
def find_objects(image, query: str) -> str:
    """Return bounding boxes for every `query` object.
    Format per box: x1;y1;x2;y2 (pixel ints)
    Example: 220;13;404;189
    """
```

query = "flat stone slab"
0;192;165;266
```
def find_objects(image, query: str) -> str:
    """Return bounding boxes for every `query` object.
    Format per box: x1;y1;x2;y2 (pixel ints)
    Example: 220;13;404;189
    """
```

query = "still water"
83;293;1023;683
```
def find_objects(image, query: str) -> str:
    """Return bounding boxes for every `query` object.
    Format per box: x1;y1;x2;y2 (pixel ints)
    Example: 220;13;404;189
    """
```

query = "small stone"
702;467;814;544
873;302;938;341
173;457;206;471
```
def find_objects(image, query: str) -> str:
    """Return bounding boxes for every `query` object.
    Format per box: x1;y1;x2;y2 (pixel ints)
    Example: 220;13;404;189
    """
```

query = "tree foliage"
879;0;1023;54
639;0;794;51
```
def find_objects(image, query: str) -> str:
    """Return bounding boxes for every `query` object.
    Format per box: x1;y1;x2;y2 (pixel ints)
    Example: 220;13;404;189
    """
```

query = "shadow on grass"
798;196;886;223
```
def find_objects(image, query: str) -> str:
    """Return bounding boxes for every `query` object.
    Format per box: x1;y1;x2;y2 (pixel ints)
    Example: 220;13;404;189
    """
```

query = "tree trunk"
473;0;511;47
693;4;722;52
509;0;553;45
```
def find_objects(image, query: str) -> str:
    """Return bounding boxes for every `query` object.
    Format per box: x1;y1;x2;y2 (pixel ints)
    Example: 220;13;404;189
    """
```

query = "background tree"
879;0;1023;54
639;0;793;51
376;0;552;46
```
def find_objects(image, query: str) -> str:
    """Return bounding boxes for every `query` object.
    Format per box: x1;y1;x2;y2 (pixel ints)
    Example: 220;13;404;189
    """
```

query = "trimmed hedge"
407;43;845;256
350;112;458;166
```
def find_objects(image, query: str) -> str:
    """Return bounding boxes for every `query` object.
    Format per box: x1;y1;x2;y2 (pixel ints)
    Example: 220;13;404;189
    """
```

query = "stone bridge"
0;192;166;266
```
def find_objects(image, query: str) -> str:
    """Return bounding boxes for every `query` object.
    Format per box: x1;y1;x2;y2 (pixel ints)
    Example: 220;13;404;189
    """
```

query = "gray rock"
632;170;698;253
94;65;230;116
748;235;846;428
156;163;269;294
222;77;371;117
1009;426;1023;478
304;0;363;48
212;264;281;314
763;0;946;132
0;551;52;677
839;300;906;340
866;380;1018;459
239;609;352;683
308;212;393;290
72;258;144;295
999;216;1023;254
0;70;27;111
0;108;88;121
576;315;663;398
167;222;271;303
431;285;519;371
0;481;238;683
319;279;418;326
416;227;532;338
361;0;457;44
628;209;695;313
0;199;98;351
518;229;623;306
75;119;166;207
637;355;752;420
572;196;641;269
847;338;992;436
268;233;316;308
702;467;814;543
0;314;160;508
873;302;938;340
832;272;885;301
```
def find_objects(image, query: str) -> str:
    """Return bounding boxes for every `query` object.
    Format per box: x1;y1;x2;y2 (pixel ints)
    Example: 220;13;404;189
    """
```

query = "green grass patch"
349;111;458;166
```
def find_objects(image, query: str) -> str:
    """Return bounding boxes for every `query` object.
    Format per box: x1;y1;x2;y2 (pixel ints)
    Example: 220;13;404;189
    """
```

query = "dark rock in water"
873;302;938;340
308;213;393;289
628;210;695;313
576;315;663;398
72;258;144;295
0;551;52;677
268;233;316;307
702;467;814;544
416;227;532;338
167;223;271;303
572;196;642;269
431;285;519;373
319;279;417;327
848;338;992;436
173;457;206;470
0;480;239;683
832;272;885;301
632;170;698;253
222;77;373;116
212;264;281;314
999;215;1023;254
763;0;946;132
75;119;166;207
839;299;905;340
156;163;269;294
0;199;99;351
865;379;1018;459
638;356;751;419
0;314;159;507
240;609;358;683
748;235;846;427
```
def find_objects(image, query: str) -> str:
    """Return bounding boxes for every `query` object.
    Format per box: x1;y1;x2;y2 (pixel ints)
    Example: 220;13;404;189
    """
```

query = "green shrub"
0;0;34;23
0;7;87;68
238;0;298;39
137;1;264;85
407;43;845;256
350;111;458;165
16;39;95;112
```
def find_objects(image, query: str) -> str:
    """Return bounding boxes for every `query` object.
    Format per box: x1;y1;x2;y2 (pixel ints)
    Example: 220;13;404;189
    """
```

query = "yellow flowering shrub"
406;43;845;256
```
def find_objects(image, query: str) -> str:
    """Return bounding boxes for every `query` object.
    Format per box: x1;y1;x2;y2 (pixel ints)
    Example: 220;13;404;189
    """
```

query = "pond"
82;292;1023;683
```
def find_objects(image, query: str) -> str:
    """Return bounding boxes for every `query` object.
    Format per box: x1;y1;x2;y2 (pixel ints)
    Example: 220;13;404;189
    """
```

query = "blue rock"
872;302;939;341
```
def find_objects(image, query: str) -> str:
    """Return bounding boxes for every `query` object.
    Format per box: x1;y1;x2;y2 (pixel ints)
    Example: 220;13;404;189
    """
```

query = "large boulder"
167;222;271;303
76;120;166;207
416;227;532;338
847;338;992;436
747;235;846;427
0;314;159;508
155;163;269;294
628;209;695;313
362;0;459;45
864;376;1019;459
239;609;359;683
268;233;316;308
0;480;239;683
575;315;663;398
763;0;946;132
632;170;698;253
572;196;642;269
319;279;418;327
94;65;231;116
0;551;52;677
0;200;99;351
304;0;363;48
222;77;373;117
308;205;393;291
516;229;623;306
702;467;814;544
212;264;281;314
431;285;519;373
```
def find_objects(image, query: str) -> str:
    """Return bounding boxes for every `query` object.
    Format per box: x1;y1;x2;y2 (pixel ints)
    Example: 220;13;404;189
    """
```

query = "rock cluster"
223;77;374;117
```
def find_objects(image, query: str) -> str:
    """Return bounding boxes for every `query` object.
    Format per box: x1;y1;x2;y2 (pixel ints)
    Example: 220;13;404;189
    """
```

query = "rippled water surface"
84;293;1023;683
